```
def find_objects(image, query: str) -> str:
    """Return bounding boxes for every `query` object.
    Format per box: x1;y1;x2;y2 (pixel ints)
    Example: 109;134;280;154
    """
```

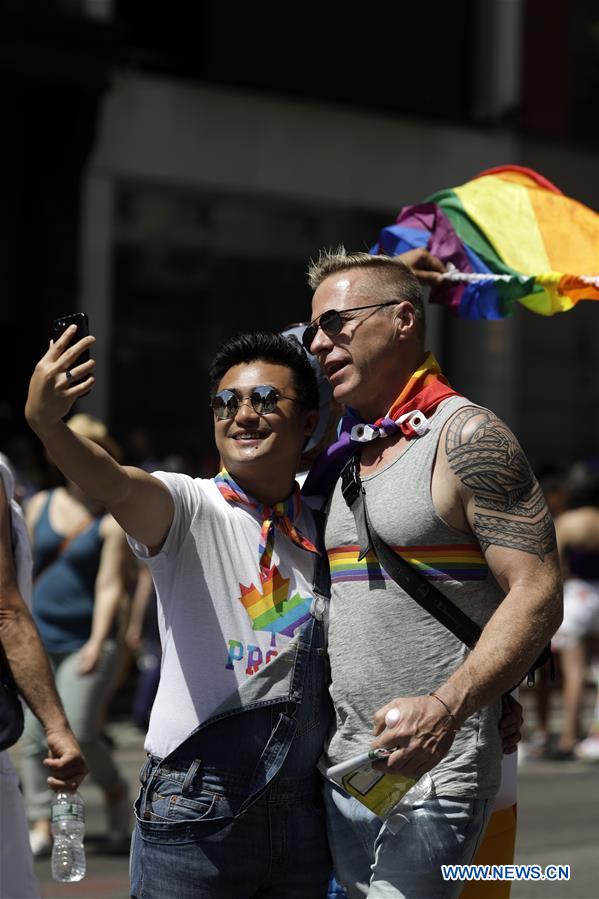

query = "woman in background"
21;413;135;856
552;467;599;760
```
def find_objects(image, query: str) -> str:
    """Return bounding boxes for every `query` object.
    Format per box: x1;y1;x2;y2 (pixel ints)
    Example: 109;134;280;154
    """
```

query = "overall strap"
311;507;331;601
234;615;322;816
233;709;298;816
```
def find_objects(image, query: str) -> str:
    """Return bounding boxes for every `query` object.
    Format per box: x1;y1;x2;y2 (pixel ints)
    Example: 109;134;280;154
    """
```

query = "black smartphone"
51;312;91;391
51;312;90;363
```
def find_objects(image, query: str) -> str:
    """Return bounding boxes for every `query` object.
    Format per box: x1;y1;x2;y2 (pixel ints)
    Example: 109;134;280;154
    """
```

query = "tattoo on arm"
445;408;556;559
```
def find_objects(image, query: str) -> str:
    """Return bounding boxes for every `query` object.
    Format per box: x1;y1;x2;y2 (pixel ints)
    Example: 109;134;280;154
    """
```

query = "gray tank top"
324;396;504;799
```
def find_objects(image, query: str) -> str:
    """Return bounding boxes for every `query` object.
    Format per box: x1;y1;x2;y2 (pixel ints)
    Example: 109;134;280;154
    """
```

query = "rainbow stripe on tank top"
328;544;488;584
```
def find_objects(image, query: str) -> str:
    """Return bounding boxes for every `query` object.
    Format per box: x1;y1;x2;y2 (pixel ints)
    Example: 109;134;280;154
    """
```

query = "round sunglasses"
302;301;401;352
210;384;299;419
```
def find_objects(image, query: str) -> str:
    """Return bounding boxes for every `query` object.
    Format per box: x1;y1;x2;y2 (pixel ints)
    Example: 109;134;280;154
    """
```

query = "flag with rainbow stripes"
371;165;599;320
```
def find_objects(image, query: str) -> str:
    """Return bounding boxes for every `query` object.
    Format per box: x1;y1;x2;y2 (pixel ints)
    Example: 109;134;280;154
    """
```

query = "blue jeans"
131;619;333;897
131;768;330;898
324;780;492;899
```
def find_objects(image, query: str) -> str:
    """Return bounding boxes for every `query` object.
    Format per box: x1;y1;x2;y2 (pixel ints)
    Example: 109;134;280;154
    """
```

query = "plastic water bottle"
51;790;86;882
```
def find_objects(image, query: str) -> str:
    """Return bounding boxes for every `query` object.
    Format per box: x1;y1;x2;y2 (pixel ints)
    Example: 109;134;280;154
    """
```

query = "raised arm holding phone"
26;324;174;553
23;328;136;854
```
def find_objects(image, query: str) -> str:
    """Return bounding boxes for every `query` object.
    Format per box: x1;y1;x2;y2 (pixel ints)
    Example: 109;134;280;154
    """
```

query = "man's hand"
25;325;96;431
398;248;446;287
44;727;88;791
371;695;458;777
499;693;523;755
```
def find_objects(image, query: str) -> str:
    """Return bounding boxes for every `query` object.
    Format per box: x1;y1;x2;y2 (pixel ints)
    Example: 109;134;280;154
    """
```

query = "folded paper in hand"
326;749;420;819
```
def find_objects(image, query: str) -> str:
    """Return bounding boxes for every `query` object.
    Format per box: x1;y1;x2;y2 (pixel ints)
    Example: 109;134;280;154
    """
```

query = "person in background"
0;452;87;899
20;414;135;857
551;466;599;760
516;469;568;762
125;563;162;732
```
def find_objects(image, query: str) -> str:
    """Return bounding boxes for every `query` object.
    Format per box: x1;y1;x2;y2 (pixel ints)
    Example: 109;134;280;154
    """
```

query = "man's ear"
393;301;416;336
303;410;320;438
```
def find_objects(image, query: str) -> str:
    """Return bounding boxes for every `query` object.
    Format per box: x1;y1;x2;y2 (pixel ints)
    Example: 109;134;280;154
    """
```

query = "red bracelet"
429;691;460;732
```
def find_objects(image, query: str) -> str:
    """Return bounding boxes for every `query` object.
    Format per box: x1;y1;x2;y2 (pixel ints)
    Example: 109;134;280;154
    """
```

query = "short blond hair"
66;413;123;463
307;247;425;331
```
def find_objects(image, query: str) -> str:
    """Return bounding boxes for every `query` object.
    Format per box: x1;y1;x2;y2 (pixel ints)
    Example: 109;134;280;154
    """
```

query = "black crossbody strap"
311;508;331;600
340;454;481;649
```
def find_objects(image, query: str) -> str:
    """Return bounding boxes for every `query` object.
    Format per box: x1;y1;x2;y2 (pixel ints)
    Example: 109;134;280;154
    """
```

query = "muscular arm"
0;481;86;788
25;326;173;552
373;407;562;775
434;407;562;718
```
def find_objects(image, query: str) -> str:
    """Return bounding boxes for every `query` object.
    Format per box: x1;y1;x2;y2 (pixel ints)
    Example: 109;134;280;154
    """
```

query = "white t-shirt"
129;472;319;758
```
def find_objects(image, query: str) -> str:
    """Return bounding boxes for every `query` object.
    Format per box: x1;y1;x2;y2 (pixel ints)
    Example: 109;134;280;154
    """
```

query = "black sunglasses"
302;301;401;353
210;385;299;420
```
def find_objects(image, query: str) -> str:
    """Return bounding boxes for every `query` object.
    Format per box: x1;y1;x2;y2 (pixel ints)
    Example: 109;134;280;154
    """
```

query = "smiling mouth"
232;431;270;441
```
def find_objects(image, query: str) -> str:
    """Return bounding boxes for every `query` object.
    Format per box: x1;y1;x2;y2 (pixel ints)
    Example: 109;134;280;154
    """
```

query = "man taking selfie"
26;329;332;898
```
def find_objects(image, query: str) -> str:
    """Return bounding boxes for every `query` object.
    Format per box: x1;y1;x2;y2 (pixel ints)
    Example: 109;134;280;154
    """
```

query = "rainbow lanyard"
214;469;319;581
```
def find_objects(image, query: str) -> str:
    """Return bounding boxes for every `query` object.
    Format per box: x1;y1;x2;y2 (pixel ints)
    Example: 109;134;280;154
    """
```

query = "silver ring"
65;370;74;384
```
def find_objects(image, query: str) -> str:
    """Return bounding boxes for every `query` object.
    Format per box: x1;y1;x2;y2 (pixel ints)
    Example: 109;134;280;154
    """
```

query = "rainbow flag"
370;165;599;320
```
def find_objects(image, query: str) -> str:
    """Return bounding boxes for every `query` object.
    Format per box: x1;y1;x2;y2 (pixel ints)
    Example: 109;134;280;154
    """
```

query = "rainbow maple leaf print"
238;566;312;637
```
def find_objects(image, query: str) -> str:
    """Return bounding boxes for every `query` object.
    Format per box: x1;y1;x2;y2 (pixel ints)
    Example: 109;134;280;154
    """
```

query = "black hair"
208;331;319;412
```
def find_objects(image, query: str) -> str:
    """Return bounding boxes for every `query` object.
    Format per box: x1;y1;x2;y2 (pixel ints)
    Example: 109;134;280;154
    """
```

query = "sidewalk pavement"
6;687;599;899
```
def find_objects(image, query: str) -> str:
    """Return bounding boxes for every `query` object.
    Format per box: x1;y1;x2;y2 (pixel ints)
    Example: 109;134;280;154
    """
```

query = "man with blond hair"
302;248;562;898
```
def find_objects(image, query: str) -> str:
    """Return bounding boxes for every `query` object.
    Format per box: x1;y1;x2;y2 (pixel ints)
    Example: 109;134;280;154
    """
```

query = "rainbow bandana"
302;353;459;498
214;469;319;580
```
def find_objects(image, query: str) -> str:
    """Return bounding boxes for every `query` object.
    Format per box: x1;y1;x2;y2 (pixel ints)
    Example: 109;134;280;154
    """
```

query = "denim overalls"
131;539;333;899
